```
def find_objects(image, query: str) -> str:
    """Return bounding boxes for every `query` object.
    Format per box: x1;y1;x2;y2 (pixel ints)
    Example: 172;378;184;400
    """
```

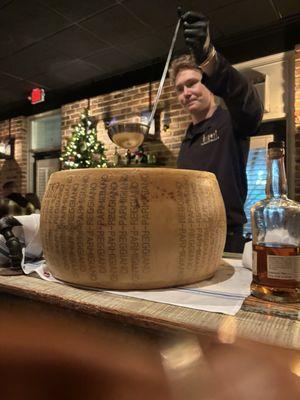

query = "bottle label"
267;255;300;281
252;250;257;275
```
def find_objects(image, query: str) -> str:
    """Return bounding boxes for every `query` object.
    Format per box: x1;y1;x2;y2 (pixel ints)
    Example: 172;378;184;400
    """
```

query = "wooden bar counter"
0;265;299;349
0;260;299;400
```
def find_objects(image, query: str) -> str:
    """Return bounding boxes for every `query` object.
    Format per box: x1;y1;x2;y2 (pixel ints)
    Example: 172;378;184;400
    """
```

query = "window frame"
27;109;61;193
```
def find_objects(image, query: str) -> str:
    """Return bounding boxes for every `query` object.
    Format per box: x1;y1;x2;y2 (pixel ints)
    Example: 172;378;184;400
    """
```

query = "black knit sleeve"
202;52;264;137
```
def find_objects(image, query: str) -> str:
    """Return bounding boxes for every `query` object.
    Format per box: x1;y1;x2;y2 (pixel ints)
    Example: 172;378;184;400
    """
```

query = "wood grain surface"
0;273;298;351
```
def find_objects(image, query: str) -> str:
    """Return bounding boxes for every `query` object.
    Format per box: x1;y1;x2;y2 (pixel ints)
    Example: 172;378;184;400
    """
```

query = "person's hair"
2;181;17;190
169;54;200;84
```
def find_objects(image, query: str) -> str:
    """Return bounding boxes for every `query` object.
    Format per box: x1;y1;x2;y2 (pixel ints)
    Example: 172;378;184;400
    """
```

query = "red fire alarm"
29;88;45;104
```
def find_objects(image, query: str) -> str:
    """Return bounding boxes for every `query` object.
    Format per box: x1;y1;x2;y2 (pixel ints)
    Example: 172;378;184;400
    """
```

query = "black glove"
182;11;213;65
0;216;23;269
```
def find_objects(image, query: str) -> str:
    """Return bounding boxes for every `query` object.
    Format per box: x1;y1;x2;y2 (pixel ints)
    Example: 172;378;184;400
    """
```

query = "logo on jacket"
201;130;219;146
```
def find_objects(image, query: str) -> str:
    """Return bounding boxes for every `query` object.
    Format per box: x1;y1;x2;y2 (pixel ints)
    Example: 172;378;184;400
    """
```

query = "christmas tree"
60;108;107;169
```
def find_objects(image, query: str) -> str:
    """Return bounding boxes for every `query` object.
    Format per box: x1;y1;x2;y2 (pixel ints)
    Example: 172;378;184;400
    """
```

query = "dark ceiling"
0;0;299;120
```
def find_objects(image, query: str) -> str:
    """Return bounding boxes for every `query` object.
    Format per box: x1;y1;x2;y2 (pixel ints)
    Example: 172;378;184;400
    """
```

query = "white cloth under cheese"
22;258;251;316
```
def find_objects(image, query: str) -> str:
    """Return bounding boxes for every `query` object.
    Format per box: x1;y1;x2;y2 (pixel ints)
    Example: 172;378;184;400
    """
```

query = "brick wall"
295;44;300;201
0;116;27;196
1;46;300;199
61;79;190;167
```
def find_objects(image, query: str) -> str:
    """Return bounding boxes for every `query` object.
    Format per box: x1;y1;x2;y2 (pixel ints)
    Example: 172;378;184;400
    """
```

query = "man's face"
175;68;213;115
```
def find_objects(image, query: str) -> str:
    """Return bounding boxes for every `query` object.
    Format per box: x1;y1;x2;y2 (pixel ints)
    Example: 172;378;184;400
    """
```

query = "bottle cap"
268;141;285;149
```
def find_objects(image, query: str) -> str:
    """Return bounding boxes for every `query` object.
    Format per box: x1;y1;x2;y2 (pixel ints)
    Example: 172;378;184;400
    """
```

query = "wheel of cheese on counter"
40;168;226;289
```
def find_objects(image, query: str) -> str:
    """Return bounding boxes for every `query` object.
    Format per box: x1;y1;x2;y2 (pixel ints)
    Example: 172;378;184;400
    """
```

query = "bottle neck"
266;149;287;198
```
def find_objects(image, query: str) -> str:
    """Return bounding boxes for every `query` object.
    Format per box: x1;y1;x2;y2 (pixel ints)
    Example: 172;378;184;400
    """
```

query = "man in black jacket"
170;11;263;253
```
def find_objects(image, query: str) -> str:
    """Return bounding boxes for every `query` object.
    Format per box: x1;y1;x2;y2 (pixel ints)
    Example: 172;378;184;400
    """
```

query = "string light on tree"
60;108;107;169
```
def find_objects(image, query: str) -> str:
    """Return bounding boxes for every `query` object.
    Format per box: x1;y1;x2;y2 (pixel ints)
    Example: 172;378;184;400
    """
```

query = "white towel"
22;258;252;316
242;241;253;270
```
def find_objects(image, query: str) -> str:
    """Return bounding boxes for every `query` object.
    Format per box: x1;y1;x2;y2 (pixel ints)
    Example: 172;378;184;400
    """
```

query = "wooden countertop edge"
0;274;299;350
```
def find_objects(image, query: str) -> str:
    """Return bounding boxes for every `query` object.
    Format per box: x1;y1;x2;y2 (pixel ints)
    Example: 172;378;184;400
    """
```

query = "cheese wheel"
40;168;226;289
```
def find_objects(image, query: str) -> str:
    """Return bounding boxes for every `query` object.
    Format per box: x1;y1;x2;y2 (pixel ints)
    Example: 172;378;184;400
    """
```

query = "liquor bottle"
250;141;300;302
113;146;121;167
125;149;132;165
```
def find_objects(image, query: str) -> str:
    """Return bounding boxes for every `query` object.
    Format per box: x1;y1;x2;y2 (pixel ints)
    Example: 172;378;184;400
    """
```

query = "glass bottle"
125;149;132;165
250;141;300;303
113;146;120;167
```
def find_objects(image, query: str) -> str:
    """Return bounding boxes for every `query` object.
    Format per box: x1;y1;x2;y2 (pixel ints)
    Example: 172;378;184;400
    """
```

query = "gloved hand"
182;11;213;65
0;216;23;269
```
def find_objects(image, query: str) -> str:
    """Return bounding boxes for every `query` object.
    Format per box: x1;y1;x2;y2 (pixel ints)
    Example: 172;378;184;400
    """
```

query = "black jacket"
177;53;264;228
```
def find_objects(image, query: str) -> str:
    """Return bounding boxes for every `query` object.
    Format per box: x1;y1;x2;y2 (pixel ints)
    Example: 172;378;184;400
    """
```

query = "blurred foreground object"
0;293;299;400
